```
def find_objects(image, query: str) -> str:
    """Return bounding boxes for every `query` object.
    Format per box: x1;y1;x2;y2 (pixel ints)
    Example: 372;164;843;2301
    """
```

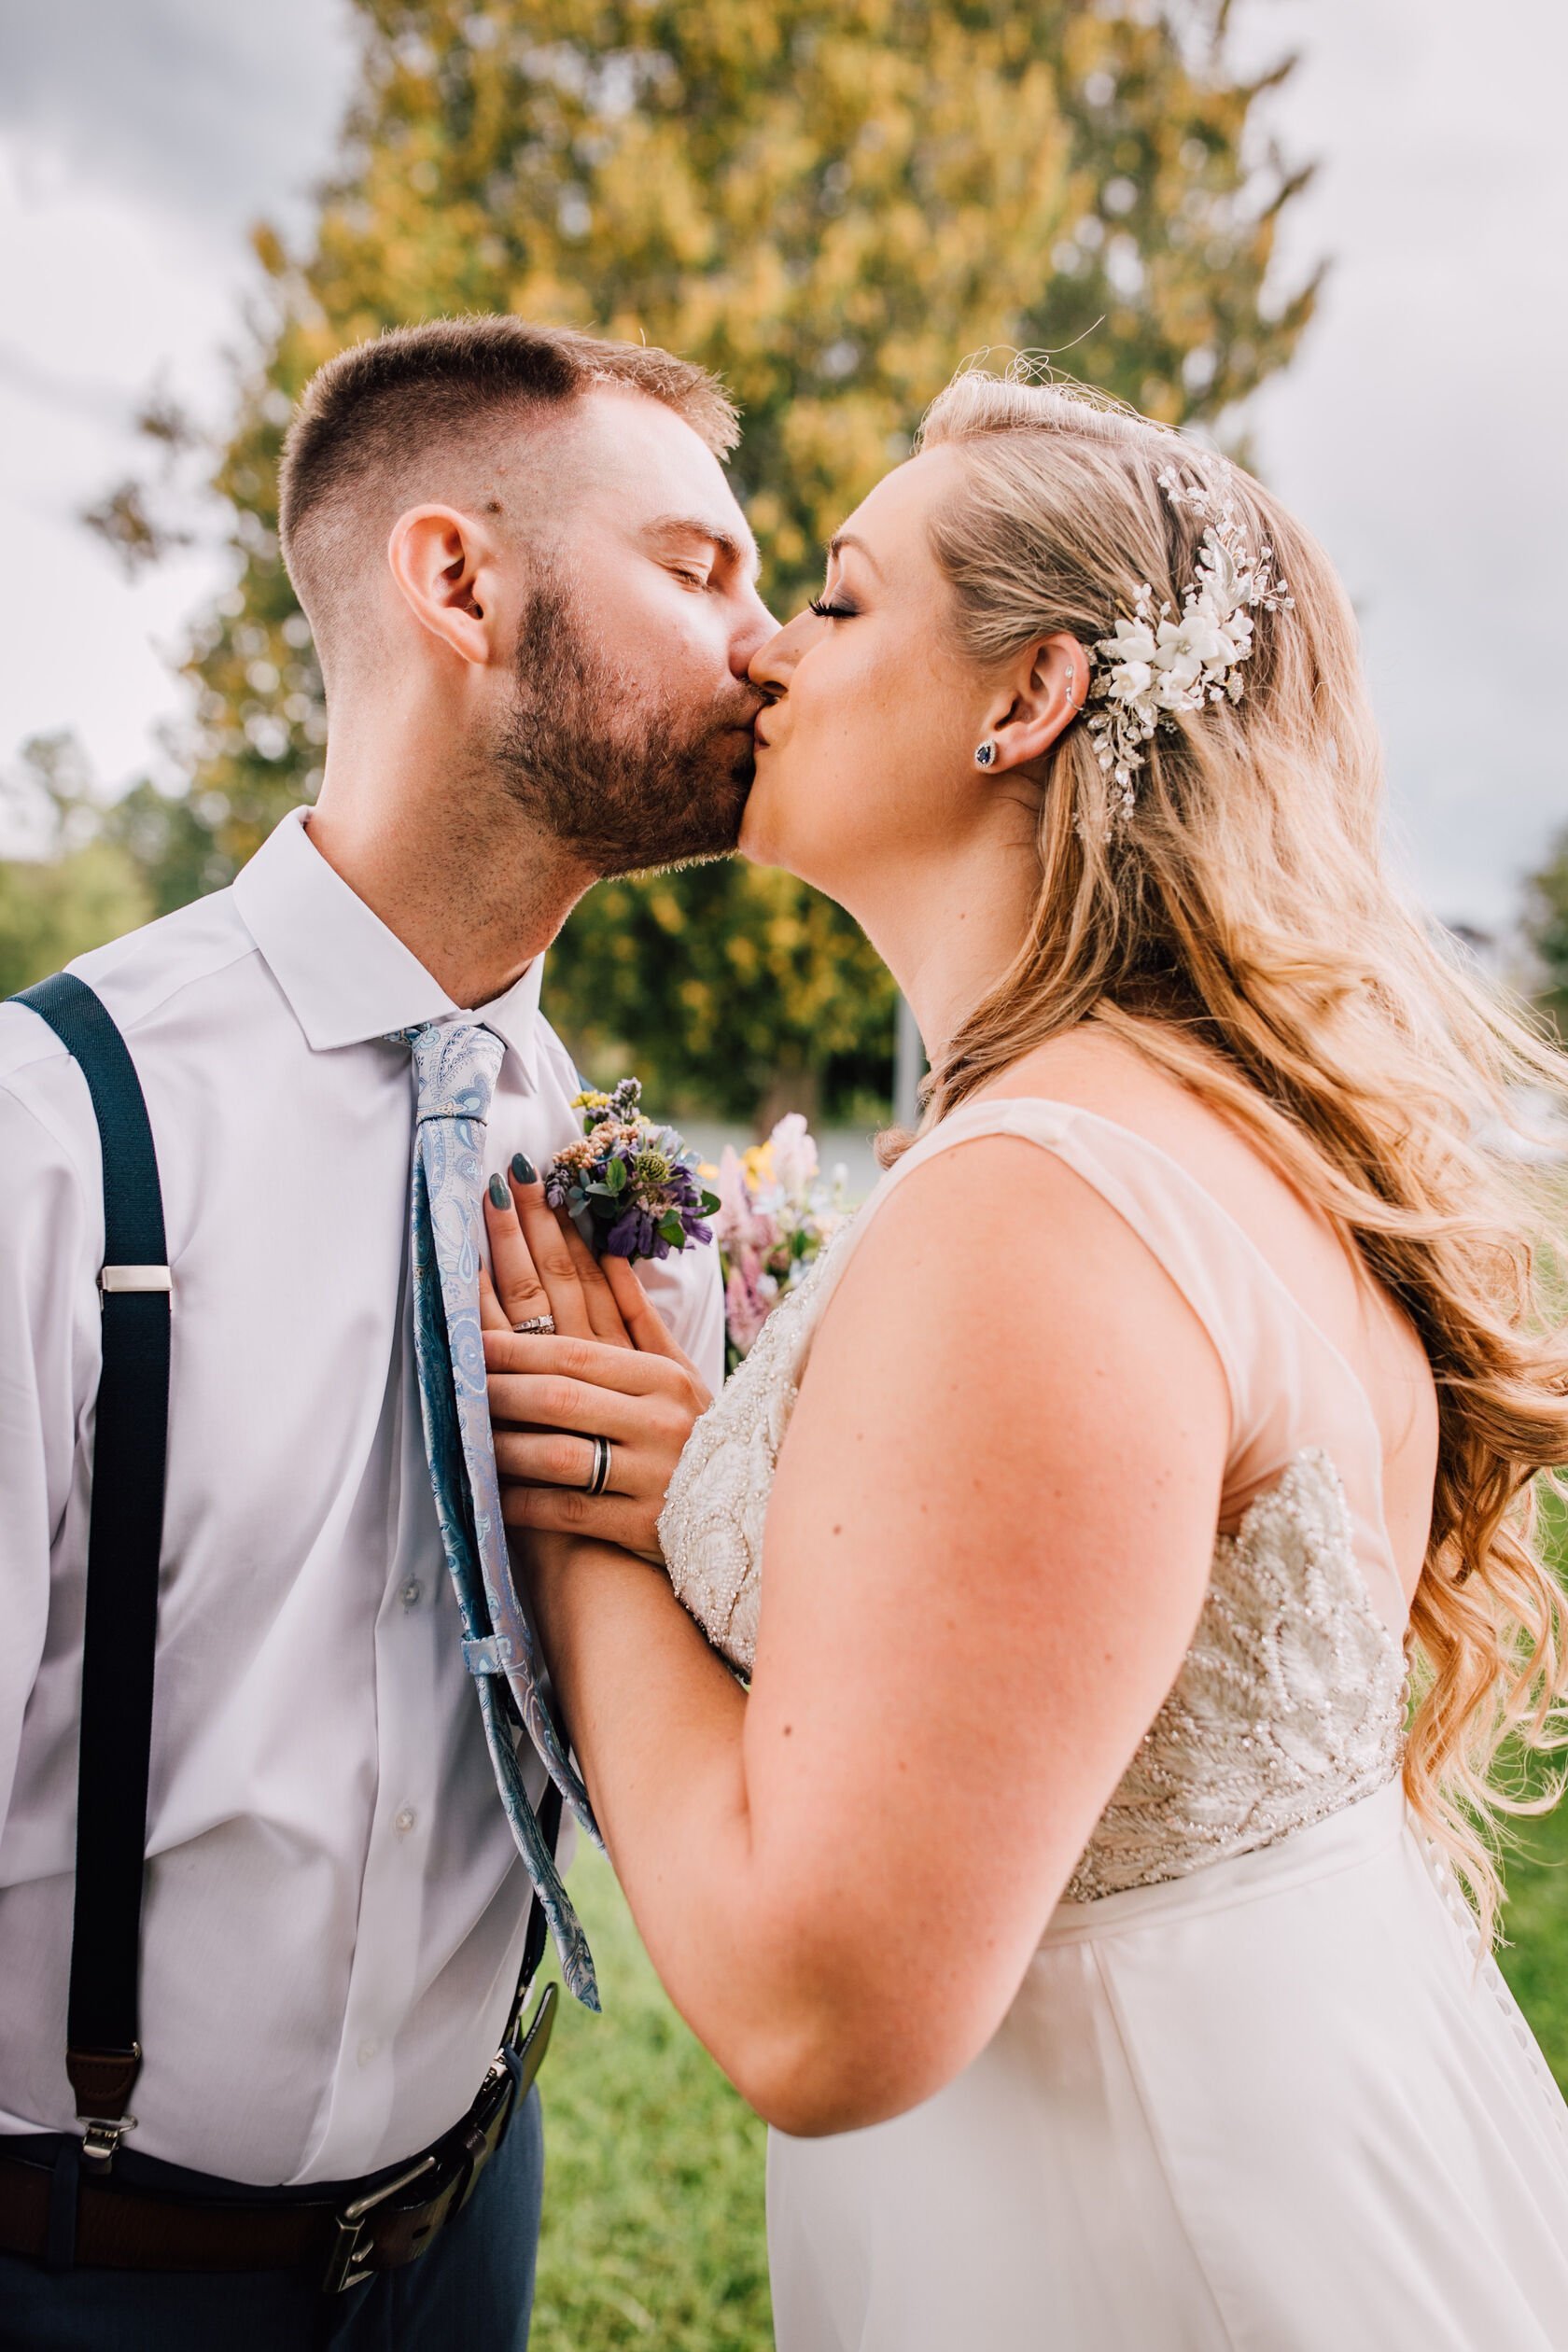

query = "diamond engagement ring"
583;1435;612;1497
511;1313;555;1337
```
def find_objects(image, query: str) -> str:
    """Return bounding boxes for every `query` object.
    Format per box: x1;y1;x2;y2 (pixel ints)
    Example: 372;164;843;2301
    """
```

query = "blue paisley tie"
396;1017;599;2009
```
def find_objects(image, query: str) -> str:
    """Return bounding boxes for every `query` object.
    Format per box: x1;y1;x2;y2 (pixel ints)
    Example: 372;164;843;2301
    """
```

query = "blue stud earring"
974;739;998;769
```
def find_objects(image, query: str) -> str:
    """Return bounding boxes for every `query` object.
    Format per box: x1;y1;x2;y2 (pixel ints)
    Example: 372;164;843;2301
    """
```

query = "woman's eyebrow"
827;529;882;579
644;514;762;581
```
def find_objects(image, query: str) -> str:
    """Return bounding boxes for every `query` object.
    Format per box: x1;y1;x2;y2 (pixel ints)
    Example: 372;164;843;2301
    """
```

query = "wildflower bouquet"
707;1113;850;1370
546;1078;719;1264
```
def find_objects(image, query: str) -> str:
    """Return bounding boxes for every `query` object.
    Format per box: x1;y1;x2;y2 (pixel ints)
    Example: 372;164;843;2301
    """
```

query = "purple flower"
542;1080;721;1267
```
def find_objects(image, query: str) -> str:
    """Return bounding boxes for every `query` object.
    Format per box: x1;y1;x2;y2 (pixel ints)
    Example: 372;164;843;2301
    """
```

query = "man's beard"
492;571;758;875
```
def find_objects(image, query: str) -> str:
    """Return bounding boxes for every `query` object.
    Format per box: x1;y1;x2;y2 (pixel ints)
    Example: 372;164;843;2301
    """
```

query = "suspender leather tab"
14;972;171;2173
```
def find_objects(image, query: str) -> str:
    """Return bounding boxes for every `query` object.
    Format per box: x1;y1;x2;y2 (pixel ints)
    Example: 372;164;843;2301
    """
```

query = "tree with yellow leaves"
105;0;1319;1118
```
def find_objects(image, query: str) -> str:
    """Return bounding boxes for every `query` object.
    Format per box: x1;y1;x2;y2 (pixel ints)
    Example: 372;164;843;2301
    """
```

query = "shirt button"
400;1579;423;1608
357;2039;379;2068
394;1806;417;1835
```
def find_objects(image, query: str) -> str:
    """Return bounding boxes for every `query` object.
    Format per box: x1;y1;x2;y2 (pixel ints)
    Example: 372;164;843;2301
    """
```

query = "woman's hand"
481;1155;713;1563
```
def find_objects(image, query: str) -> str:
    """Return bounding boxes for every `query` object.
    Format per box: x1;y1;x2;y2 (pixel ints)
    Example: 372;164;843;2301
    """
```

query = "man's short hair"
277;315;739;649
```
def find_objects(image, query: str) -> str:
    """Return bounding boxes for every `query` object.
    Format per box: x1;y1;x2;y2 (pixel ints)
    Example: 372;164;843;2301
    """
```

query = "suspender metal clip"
79;2113;138;2173
98;1265;172;1295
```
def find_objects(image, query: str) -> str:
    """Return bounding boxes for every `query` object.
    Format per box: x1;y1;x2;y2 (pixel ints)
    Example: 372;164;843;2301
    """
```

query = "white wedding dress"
657;1099;1568;2351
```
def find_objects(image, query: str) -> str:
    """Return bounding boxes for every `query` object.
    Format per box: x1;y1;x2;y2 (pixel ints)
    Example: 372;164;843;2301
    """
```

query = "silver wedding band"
584;1434;612;1498
512;1313;555;1337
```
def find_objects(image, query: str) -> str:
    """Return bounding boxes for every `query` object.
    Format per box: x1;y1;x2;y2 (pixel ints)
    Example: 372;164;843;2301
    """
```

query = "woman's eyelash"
809;596;856;619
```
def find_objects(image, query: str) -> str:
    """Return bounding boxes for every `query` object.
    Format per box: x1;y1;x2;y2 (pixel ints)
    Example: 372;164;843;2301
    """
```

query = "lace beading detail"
1062;1448;1407;1899
659;1241;1407;1893
658;1227;854;1674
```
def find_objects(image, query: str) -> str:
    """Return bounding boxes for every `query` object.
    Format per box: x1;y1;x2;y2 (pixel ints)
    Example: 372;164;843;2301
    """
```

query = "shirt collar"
231;805;543;1083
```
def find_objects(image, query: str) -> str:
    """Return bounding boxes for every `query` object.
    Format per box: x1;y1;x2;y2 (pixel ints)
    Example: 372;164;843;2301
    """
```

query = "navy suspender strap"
12;973;171;2171
10;972;556;2171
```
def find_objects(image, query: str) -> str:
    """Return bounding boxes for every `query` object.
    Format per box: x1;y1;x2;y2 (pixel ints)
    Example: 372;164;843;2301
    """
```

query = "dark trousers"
0;2082;544;2352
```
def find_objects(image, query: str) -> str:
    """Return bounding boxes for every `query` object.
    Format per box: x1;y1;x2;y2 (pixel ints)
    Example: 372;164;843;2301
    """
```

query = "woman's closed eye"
808;594;858;620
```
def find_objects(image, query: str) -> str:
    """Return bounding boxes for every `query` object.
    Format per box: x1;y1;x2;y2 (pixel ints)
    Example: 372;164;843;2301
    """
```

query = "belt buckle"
322;2150;438;2295
320;1990;553;2297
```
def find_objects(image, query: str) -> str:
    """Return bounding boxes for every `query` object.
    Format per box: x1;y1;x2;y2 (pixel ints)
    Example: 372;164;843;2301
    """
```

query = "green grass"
1499;1799;1568;2083
1496;1477;1568;2082
531;1846;773;2351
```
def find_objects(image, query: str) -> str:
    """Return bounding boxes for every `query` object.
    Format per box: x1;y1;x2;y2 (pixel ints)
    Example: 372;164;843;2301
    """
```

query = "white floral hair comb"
1085;460;1293;819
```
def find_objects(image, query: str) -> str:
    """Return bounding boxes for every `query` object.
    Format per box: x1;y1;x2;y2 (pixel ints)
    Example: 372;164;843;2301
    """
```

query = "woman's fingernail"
511;1152;537;1186
488;1172;510;1209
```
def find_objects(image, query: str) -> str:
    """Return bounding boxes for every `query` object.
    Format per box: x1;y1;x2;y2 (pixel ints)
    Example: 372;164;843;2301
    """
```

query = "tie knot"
399;1019;506;1126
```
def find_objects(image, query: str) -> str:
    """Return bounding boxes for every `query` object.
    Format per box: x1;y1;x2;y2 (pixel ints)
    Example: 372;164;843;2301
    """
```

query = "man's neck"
306;729;597;1010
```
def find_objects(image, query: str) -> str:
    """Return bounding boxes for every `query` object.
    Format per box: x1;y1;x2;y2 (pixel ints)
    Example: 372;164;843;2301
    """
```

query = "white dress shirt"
0;805;723;2186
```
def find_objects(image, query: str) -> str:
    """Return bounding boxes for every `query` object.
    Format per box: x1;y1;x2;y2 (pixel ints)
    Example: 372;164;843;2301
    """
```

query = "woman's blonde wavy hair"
904;363;1568;1942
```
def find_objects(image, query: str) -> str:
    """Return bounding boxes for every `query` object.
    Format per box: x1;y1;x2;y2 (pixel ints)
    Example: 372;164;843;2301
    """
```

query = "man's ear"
981;631;1089;772
386;504;507;668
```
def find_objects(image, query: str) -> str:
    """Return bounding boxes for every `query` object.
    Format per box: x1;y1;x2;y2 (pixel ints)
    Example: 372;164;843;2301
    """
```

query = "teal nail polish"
511;1152;537;1186
488;1172;509;1209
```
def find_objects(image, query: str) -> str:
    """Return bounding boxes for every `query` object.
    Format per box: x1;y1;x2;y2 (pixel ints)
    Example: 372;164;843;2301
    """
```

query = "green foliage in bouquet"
86;0;1321;1118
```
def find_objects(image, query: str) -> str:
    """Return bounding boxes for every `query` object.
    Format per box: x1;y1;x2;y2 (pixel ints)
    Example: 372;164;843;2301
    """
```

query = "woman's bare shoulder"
973;1025;1252;1158
973;1025;1350;1268
968;1025;1438;1587
801;1098;1228;1442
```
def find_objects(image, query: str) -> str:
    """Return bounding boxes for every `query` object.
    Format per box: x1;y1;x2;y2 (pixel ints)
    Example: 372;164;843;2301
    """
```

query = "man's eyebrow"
828;529;882;578
644;513;762;581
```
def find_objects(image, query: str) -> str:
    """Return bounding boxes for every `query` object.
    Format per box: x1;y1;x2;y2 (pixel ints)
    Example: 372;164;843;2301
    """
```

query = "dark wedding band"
583;1434;612;1498
512;1313;555;1337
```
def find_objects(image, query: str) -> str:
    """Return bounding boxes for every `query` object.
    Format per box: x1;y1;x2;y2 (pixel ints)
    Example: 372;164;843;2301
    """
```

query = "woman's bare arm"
509;1136;1229;2134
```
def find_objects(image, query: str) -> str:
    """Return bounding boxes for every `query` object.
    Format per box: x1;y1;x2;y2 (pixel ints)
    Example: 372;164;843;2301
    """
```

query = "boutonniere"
545;1078;720;1265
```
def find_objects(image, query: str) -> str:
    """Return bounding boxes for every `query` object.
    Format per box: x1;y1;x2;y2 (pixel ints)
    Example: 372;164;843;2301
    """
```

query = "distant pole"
893;993;925;1130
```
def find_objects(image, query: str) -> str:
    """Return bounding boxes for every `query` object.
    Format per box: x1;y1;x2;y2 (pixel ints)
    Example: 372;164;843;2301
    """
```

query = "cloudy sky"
1;0;1563;929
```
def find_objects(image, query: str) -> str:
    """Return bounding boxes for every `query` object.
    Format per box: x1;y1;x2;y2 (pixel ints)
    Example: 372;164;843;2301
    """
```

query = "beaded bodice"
657;1102;1411;1904
1057;1448;1406;1898
659;1232;852;1683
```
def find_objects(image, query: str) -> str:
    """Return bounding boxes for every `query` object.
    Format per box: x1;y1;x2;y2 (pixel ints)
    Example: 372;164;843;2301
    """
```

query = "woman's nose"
749;616;798;693
727;581;778;680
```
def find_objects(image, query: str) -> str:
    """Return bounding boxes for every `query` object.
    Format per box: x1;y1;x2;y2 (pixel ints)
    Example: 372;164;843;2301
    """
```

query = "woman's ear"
386;504;506;668
977;632;1089;774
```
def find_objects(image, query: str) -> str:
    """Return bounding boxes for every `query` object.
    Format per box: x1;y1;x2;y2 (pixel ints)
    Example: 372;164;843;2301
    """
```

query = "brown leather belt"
0;1981;556;2293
